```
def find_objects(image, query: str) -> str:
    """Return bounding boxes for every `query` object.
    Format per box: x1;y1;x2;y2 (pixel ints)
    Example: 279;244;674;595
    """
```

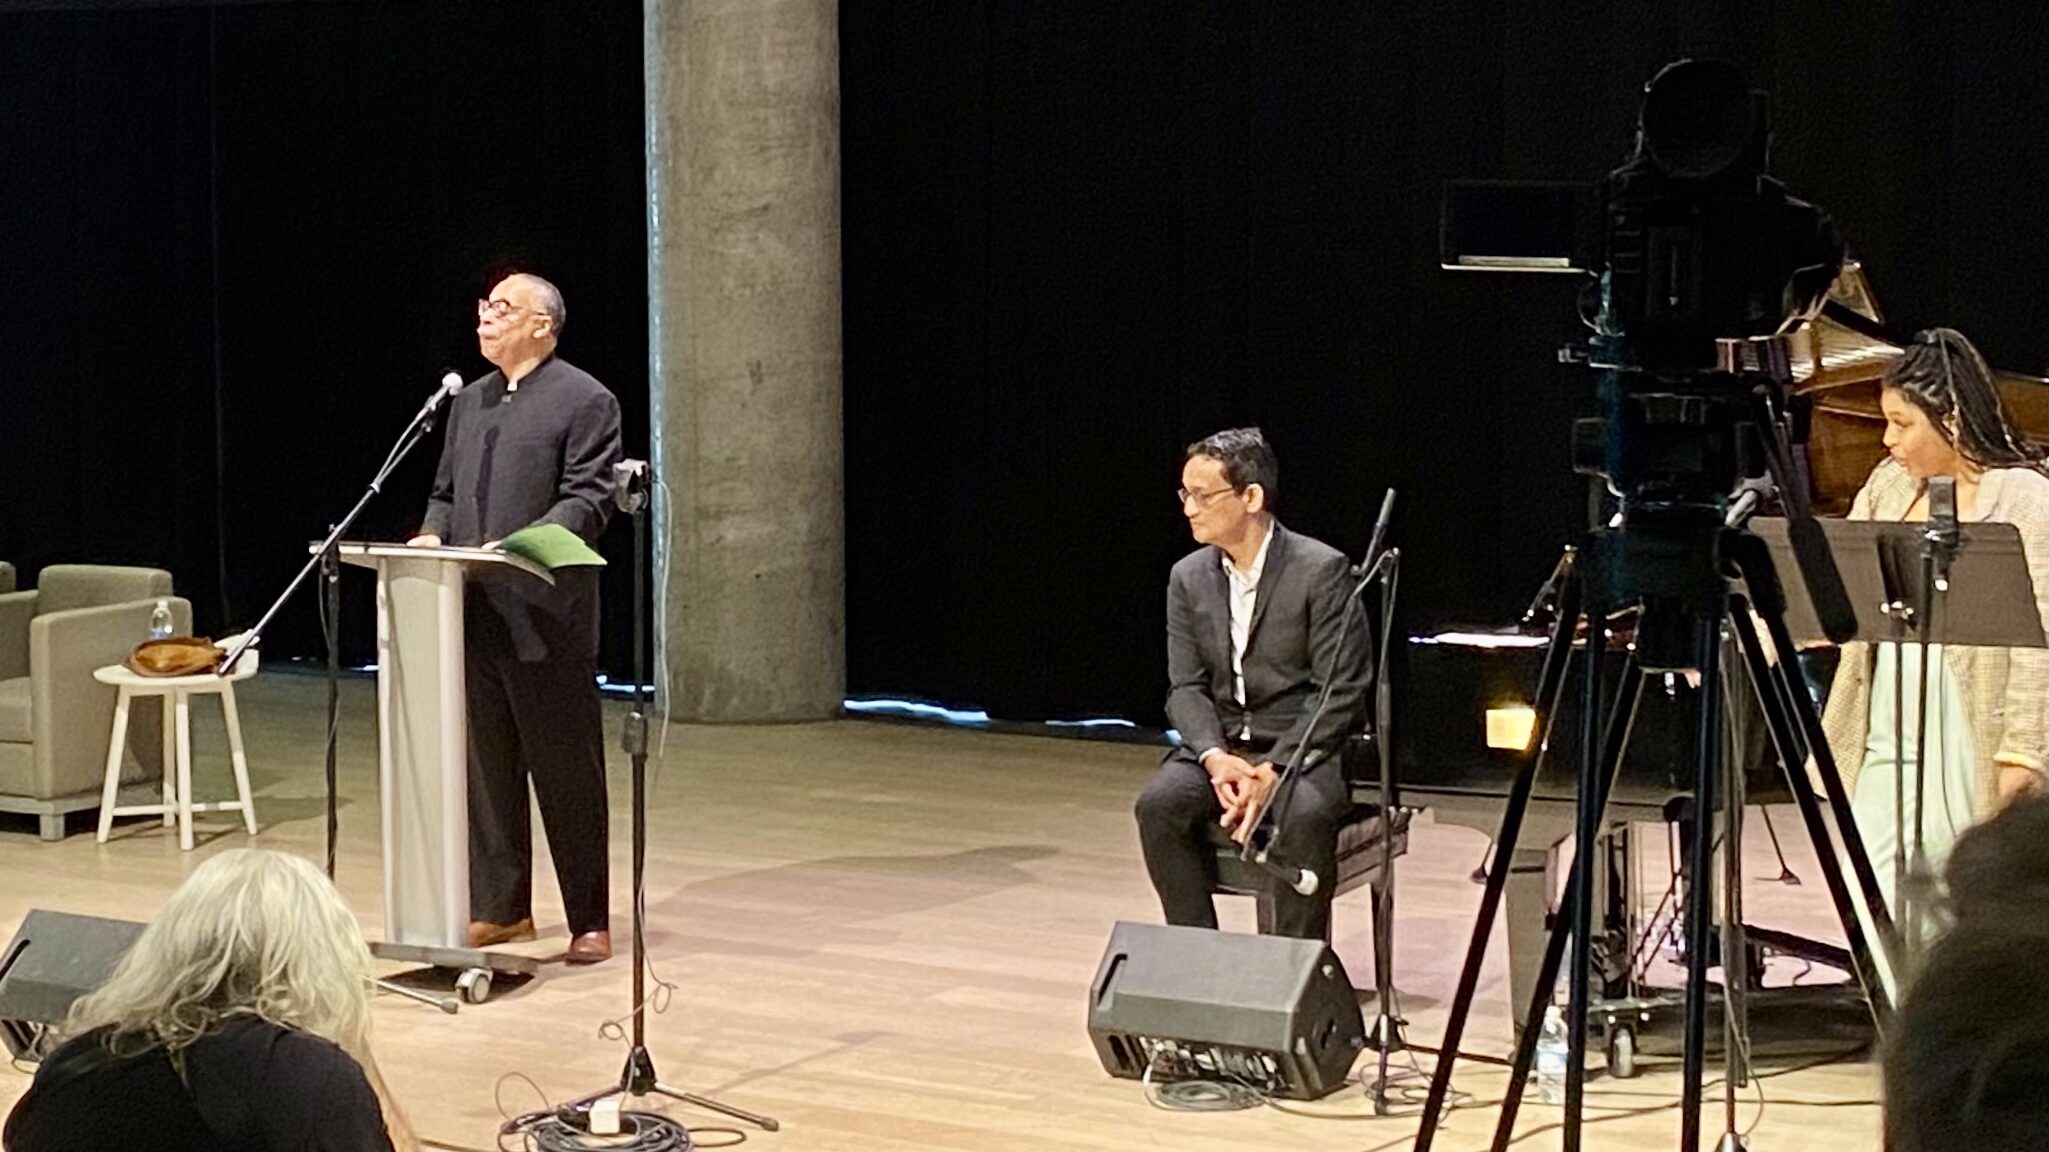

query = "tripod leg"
1680;617;1721;1152
647;1083;781;1132
1490;654;1644;1152
1737;548;1900;960
1494;867;1580;1151
1415;568;1584;1152
1718;648;1750;1142
1727;597;1895;1026
1561;594;1607;1152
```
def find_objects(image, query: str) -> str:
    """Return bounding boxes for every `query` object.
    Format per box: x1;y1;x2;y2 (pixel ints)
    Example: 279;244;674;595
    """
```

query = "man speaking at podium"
409;272;622;964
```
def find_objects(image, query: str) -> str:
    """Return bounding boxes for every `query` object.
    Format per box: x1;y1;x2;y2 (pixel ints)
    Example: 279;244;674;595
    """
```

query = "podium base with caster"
372;939;542;1005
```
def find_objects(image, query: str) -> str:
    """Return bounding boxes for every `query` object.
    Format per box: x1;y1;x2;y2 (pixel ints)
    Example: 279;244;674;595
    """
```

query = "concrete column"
646;0;843;720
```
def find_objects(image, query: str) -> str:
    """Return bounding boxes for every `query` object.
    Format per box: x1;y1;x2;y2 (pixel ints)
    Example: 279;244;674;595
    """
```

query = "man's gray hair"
522;273;567;336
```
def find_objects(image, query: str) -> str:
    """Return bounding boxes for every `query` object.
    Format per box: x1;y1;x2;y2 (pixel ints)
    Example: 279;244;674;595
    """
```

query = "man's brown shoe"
566;930;612;965
467;918;536;948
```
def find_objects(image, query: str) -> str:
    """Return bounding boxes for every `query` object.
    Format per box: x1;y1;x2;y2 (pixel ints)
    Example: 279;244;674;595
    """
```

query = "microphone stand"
553;460;779;1136
1876;538;1913;984
217;379;461;1014
1240;547;1385;894
1238;544;1399;1109
1243;491;1396;894
222;383;455;872
1364;546;1403;1114
1903;485;1959;964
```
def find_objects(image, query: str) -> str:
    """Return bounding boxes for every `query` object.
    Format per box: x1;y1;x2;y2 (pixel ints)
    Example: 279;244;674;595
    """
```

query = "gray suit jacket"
1163;521;1372;772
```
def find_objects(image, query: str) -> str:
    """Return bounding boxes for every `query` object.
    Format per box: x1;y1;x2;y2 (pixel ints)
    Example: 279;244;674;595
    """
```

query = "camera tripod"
1414;512;1899;1152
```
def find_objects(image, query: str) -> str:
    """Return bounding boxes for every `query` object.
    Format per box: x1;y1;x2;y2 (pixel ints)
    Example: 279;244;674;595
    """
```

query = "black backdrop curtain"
0;0;647;672
838;0;2049;727
3;1;2044;723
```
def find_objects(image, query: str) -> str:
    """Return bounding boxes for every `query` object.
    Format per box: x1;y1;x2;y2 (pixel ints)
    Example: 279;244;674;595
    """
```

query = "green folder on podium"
496;523;606;569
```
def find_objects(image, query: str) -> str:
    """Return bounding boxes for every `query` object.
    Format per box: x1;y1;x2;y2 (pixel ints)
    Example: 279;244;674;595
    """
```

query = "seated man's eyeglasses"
1177;485;1241;507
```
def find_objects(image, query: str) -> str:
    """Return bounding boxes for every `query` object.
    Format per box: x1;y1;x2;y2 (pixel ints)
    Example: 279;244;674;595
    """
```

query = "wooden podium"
336;542;550;1001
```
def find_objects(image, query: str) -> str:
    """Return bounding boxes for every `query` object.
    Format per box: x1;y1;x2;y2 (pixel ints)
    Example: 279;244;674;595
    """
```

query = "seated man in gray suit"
1135;427;1371;939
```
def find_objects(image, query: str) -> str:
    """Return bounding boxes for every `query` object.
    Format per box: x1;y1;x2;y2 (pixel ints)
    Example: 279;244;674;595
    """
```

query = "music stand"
1749;519;2042;649
1750;517;2044;981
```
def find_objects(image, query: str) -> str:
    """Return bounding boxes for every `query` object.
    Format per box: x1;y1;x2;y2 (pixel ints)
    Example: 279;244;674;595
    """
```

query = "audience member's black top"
3;1016;394;1152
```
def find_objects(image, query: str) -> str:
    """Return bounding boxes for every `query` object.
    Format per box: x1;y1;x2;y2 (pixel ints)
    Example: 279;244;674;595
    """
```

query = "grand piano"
1390;264;2049;1038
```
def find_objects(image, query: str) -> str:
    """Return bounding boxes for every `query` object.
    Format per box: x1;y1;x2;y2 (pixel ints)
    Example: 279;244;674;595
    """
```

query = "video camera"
1442;58;1853;663
1445;58;1842;510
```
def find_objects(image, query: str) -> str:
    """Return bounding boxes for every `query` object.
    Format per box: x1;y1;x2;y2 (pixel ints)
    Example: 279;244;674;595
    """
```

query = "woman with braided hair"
1821;328;2048;986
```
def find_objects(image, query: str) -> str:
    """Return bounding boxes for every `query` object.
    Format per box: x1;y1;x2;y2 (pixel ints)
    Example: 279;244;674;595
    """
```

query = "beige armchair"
0;566;192;839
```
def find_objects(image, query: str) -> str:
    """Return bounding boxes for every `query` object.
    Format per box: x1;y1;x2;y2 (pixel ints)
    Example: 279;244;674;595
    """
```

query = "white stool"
94;644;259;850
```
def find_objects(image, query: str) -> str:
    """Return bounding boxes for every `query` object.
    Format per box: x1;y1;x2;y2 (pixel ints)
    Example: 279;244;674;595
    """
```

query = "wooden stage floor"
0;673;1881;1151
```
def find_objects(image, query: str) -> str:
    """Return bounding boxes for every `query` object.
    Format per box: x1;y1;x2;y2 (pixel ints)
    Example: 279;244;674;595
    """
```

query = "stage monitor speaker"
1087;921;1364;1100
0;910;145;1060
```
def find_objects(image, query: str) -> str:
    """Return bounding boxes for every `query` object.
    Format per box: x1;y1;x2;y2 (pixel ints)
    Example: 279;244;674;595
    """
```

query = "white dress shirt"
1201;521;1272;760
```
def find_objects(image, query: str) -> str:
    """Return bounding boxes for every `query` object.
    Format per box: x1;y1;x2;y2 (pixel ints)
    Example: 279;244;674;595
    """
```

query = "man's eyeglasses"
1176;485;1242;507
477;298;539;320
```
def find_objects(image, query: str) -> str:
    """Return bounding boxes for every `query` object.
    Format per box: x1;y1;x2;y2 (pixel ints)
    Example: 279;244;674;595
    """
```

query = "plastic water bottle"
148;599;174;641
1535;1004;1569;1105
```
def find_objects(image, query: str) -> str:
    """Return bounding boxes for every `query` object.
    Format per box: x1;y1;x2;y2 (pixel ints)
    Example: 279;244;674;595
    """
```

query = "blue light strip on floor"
347;669;1140;732
842;698;992;725
844;698;1150;733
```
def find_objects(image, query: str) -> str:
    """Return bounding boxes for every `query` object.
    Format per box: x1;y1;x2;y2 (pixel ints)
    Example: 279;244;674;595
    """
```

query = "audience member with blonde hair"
3;849;415;1152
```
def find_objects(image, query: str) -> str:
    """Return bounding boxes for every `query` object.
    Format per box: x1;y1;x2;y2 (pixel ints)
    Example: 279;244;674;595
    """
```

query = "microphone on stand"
375;373;467;485
1519;546;1576;633
1262;857;1320;897
416;371;464;424
1354;489;1397;577
1243;824;1320;895
1924;475;1959;588
1233;750;1328;895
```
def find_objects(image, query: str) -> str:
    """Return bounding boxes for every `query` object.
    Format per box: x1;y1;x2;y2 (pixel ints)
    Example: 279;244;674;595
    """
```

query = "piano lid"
1790;261;2048;431
1783;262;2047;515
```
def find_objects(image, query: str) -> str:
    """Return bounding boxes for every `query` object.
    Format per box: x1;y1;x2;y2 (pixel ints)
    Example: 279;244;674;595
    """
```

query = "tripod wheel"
1605;1023;1638;1080
456;967;493;1005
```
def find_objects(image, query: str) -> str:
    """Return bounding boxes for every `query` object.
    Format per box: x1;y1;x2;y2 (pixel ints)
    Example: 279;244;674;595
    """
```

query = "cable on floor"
1139;1055;1264;1112
489;1071;720;1152
502;1111;692;1152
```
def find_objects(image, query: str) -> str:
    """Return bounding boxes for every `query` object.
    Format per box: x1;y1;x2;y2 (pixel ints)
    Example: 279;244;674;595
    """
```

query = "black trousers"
1134;746;1352;939
465;610;610;935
